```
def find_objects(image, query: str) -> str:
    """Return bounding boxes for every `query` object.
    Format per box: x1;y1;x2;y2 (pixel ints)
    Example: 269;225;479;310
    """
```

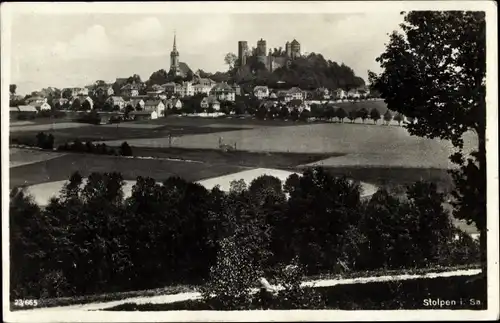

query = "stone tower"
238;41;248;67
285;41;292;57
170;31;180;76
290;39;301;59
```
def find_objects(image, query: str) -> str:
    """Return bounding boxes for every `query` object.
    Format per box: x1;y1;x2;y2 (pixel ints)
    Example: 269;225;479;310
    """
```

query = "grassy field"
9;148;66;168
103;123;477;169
9;124;247;146
9;153;246;189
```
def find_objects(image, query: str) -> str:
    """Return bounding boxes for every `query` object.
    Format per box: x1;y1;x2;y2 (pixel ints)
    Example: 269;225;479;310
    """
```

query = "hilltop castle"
237;38;302;72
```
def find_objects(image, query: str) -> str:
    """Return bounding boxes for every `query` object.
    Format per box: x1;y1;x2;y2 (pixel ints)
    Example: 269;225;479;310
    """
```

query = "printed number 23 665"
14;299;38;307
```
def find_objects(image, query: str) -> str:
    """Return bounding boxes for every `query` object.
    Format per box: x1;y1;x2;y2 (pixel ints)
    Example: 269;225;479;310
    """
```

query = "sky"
8;12;404;95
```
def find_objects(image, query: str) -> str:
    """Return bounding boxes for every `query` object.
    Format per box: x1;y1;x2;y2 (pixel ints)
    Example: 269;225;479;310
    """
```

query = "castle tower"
237;41;248;67
170;31;180;75
285;41;292;57
290;39;301;59
257;38;267;56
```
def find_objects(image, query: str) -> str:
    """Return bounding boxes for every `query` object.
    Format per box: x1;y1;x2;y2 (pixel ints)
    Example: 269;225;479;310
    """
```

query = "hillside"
231;53;365;91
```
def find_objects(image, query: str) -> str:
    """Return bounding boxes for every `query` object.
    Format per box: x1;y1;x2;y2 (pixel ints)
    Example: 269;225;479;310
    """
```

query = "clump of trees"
10;167;480;303
57;139;133;157
35;132;55;150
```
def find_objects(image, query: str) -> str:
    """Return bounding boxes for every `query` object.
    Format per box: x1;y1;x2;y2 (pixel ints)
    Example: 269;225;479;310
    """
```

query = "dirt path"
14;268;481;313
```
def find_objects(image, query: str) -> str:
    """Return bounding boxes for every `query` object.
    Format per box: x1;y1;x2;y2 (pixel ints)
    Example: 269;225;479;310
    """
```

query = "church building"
169;32;193;78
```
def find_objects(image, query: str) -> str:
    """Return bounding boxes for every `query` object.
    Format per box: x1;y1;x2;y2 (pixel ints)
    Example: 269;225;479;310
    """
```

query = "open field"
9;122;93;132
9;124;247;146
9;153;245;189
103;123;478;169
9;148;66;168
129;147;336;169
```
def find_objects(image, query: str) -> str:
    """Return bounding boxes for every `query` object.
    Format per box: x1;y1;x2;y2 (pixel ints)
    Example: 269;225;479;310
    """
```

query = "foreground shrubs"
10;167;481;302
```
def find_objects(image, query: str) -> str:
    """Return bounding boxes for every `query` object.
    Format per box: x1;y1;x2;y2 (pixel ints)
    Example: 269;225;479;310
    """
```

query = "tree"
357;108;369;123
393;112;404;126
369;108;381;124
279;106;290;120
10;84;17;95
81;100;91;111
335;108;347;123
347;110;358;123
368;11;486;266
119;142;133;156
383;109;393;125
71;99;82;111
224;53;238;70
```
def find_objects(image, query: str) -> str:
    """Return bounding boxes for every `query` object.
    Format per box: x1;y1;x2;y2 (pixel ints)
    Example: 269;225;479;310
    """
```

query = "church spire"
173;30;177;51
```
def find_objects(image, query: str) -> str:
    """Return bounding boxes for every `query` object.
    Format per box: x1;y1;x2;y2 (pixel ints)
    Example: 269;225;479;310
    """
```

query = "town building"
107;96;127;110
120;83;140;97
144;99;166;116
180;81;195;97
210;82;236;102
193;78;216;96
253;86;270;100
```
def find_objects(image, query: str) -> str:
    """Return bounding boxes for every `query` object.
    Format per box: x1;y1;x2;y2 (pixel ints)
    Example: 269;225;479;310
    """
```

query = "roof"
196;78;216;86
288;87;303;94
269;93;278;99
254;85;269;91
291;39;300;45
178;62;192;76
10;107;19;112
17;105;38;112
212;82;235;92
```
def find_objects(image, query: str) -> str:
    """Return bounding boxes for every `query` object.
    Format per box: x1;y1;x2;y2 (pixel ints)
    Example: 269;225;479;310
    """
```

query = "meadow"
102;123;478;169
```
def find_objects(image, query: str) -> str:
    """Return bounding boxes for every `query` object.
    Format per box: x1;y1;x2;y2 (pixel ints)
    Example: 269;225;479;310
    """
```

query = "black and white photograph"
1;1;498;322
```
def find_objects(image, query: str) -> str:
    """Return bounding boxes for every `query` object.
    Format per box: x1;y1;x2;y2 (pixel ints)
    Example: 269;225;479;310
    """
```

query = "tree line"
10;168;479;300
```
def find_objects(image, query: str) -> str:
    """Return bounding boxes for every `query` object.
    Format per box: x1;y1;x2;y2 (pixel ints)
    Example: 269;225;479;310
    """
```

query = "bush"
201;237;257;310
119;142;133;156
273;257;325;309
35;132;54;150
57;140;117;156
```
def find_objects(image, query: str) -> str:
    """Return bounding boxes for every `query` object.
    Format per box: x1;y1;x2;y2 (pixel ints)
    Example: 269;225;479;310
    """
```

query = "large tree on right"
368;11;487;266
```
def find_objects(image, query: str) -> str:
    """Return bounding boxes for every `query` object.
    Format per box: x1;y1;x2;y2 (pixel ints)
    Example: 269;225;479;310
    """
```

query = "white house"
180;82;195;97
144;99;166;116
210;82;235;102
38;102;52;111
193;78;216;96
107;96;126;110
334;89;347;100
287;87;304;101
253;86;270;100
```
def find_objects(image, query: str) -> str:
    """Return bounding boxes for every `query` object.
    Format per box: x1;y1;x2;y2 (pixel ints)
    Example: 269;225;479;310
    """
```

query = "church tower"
170;31;180;76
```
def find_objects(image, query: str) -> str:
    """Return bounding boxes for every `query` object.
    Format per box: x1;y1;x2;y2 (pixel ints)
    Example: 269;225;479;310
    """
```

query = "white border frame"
2;1;498;322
